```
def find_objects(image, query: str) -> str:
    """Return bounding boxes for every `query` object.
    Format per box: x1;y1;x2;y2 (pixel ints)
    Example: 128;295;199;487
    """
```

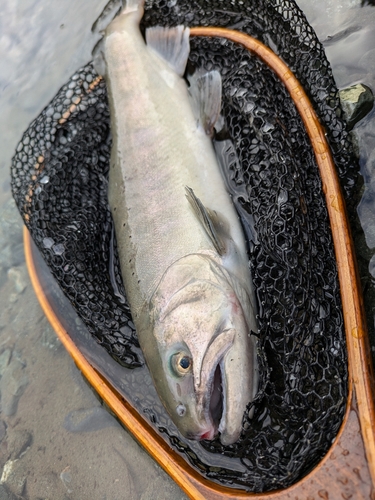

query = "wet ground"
0;0;374;498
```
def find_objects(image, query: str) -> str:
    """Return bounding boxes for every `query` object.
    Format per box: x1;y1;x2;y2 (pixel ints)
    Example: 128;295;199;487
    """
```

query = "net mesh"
11;0;357;492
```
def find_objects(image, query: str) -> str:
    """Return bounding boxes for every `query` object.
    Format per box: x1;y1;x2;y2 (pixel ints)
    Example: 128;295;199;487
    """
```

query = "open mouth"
209;362;224;431
196;328;234;441
196;362;224;441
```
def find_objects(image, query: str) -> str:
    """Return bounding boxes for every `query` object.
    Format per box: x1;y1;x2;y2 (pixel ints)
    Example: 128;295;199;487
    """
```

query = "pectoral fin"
185;186;228;256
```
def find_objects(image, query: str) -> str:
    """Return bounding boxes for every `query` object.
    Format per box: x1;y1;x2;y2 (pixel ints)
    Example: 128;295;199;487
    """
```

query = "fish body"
102;0;258;444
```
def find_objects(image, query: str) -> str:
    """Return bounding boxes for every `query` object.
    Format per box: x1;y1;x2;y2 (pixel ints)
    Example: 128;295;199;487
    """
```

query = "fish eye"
171;352;192;376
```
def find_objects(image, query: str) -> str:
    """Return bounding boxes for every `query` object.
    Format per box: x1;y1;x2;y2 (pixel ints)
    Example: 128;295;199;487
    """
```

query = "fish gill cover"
11;0;358;493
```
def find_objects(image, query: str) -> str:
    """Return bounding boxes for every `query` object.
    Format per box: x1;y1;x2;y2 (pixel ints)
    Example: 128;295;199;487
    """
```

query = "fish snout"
185;426;216;441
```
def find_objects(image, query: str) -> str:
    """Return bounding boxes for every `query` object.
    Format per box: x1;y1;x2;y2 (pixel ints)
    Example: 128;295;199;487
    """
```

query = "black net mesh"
11;0;358;492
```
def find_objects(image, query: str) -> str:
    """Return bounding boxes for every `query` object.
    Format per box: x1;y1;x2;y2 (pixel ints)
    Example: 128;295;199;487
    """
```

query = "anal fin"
185;186;227;256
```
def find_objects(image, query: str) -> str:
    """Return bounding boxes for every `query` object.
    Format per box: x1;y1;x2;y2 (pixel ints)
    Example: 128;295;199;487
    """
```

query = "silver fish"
101;0;258;445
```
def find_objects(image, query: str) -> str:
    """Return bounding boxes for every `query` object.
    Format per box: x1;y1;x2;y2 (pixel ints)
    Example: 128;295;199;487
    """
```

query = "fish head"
142;254;258;445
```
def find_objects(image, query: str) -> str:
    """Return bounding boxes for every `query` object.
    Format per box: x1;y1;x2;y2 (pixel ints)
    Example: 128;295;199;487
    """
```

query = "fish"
99;0;259;445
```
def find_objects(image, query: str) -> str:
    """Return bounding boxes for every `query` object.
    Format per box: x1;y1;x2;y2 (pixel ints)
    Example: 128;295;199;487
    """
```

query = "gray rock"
339;83;374;130
0;350;11;377
0;460;26;497
7;430;32;460
41;326;61;351
7;267;27;294
0;359;28;416
59;466;73;494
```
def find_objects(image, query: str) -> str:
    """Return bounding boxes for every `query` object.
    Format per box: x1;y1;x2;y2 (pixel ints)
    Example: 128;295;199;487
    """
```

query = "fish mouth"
199;336;233;441
208;361;224;433
192;328;235;441
188;361;224;441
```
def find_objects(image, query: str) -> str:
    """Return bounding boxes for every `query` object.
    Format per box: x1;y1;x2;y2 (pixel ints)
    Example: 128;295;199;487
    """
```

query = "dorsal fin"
145;25;190;76
187;70;222;136
185;186;227;255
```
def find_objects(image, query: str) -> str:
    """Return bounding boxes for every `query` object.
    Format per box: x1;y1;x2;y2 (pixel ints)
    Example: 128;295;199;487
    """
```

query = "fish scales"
103;0;258;445
106;28;247;313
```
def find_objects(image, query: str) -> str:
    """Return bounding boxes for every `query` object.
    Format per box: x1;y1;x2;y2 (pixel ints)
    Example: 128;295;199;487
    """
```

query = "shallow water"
0;0;375;498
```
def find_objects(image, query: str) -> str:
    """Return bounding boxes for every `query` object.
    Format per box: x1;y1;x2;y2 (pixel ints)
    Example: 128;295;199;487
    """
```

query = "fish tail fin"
188;70;222;136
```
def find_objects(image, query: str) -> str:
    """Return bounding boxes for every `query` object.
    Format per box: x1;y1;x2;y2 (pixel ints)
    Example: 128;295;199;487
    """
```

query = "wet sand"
0;198;188;499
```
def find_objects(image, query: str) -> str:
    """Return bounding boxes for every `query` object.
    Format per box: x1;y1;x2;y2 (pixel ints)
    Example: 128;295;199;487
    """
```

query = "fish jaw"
218;315;258;445
194;294;258;446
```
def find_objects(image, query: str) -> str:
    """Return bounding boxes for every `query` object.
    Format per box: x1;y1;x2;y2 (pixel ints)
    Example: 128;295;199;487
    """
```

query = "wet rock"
41;325;61;351
7;267;27;295
60;466;73;494
0;359;28;416
7;430;32;460
0;350;11;377
339;83;374;130
0;459;26;497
